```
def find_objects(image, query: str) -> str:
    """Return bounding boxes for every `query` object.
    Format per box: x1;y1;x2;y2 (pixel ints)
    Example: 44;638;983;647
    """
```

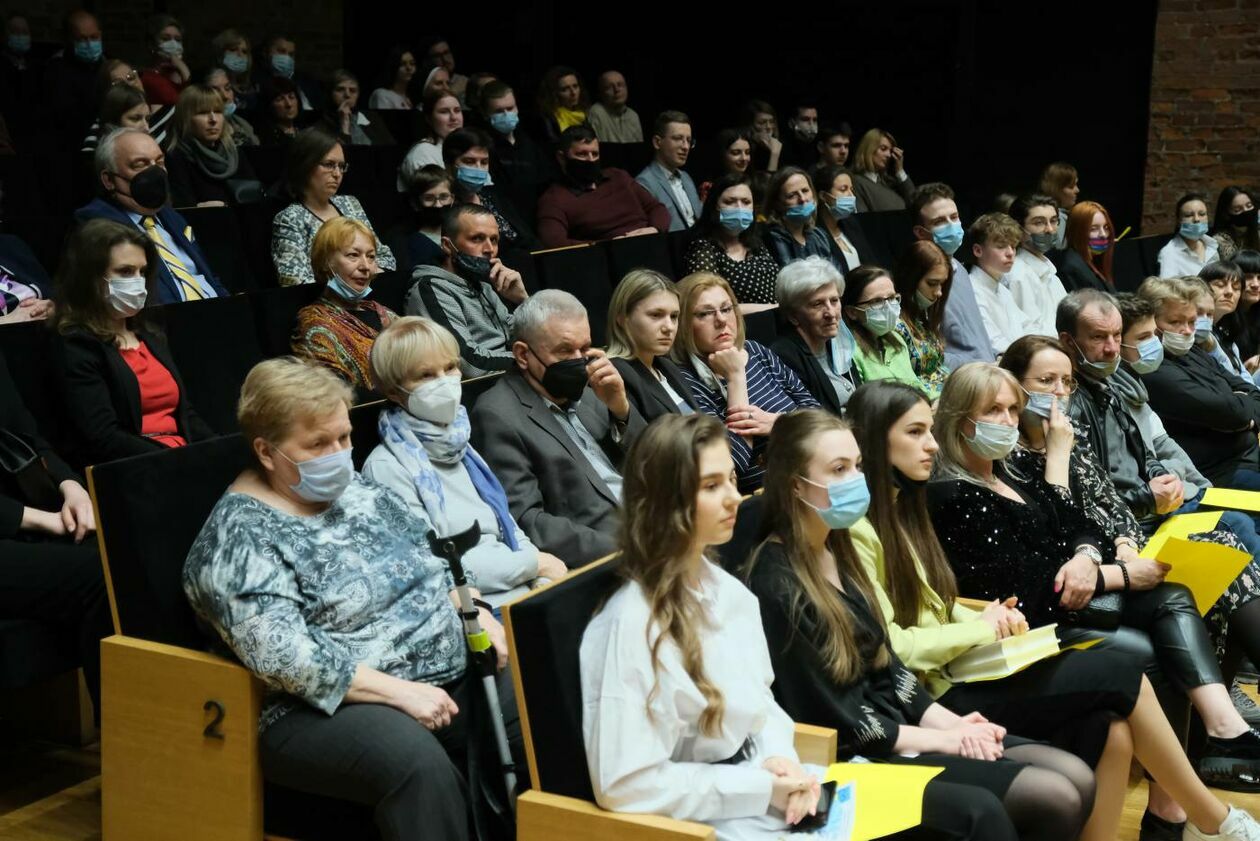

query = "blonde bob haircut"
1136;276;1200;311
606;269;678;359
370;316;461;398
310;217;378;285
169;84;234;148
237;357;353;454
671;272;746;363
932;362;1025;485
853;127;897;175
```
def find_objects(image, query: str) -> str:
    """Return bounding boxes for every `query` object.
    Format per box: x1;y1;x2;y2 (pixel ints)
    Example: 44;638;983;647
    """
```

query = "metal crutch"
427;522;518;816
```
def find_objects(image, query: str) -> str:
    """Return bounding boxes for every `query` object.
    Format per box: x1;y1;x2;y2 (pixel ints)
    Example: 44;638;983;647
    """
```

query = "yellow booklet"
823;763;943;840
941;624;1099;683
1156;536;1252;616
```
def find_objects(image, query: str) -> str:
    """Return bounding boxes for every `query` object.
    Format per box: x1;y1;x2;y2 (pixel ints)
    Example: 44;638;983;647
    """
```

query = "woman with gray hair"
606;269;699;420
184;356;520;841
770;256;859;415
363;316;567;606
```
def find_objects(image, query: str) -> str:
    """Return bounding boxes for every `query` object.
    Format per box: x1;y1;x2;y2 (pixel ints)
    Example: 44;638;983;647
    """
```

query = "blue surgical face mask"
222;100;237;118
1124;336;1164;375
273;445;354;503
74;38;103;63
1161;329;1195;357
914;289;937;311
1020;388;1066;420
456;166;490;192
828;196;857;219
327;273;371;300
718;207;753;232
6;34;30;54
932;220;965;256
964;419;1020;460
158;38;183;59
799;473;870;530
860;299;901;336
1180;220;1209;241
488;110;519;135
271;53;295;78
1194;315;1213;341
784;201;816;222
1071;338;1119;379
222;52;249;74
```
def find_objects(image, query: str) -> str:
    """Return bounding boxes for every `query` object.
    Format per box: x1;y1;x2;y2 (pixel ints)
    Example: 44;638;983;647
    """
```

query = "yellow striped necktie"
141;216;205;301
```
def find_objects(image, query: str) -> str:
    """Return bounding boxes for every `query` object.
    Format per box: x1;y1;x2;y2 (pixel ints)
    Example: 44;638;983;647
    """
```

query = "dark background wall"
28;1;1161;231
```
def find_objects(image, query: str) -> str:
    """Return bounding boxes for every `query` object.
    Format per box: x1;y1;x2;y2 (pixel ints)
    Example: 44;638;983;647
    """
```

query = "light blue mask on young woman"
799;473;870;530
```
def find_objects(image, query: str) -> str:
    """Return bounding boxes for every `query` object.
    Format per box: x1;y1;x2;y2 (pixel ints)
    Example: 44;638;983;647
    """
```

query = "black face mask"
1231;210;1255;229
533;352;589;403
452;252;493;284
566;158;602;185
892;466;928;492
415;204;447;228
114;165;169;211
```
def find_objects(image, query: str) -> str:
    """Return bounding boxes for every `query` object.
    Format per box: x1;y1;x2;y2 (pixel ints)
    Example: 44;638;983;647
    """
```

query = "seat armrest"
517;790;716;841
793;722;838;766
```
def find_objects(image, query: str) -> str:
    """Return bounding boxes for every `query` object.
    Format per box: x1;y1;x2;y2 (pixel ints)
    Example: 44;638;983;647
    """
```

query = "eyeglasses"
421;193;453;206
1023;374;1078;393
854;293;900;309
319;160;350;174
693;303;735;321
667;135;696;149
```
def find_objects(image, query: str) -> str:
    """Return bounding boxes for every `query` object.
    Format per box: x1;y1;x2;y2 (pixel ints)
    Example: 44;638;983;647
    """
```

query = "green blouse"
850;328;928;396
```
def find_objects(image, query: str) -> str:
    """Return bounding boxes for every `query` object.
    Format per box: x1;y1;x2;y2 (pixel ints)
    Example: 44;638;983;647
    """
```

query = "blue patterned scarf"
378;404;520;550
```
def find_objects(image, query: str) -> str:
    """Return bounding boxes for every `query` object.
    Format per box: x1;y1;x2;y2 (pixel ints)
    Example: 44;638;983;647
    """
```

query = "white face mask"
107;276;147;316
407;374;462;425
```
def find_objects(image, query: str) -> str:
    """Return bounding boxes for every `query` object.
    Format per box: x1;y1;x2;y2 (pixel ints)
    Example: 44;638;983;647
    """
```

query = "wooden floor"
1;738;1259;839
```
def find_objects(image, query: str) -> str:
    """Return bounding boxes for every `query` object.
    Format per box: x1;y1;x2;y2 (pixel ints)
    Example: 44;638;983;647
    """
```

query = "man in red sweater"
536;124;670;248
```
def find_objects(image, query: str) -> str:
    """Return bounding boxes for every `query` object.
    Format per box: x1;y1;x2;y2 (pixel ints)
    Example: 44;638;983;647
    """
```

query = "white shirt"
1007;247;1068;337
969;264;1041;357
368;88;413;110
1158;235;1220;278
581;561;800;840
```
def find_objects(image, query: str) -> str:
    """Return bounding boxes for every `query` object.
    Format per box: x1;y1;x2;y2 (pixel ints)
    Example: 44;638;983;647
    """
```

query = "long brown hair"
893;240;952;339
51;218;159;342
617;413;730;735
748;409;887;683
848;381;960;627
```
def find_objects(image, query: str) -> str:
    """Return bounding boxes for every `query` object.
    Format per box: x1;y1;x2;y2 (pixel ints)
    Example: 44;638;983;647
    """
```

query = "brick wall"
1142;0;1260;234
25;0;344;79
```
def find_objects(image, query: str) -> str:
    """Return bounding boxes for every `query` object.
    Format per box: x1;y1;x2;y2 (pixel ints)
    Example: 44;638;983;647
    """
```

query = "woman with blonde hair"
291;217;397;392
164;84;259;207
851;128;915;212
363;316;566;606
673;271;819;492
581;412;821;839
606;269;698;420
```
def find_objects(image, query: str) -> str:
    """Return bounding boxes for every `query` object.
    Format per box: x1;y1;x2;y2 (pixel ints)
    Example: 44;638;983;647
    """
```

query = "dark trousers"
0;535;111;716
260;668;523;841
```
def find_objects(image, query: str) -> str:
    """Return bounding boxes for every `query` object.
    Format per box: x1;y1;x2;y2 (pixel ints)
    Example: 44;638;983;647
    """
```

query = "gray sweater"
405;264;515;378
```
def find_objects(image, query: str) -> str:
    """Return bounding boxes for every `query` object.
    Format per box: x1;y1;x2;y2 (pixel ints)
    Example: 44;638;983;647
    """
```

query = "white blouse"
1158;235;1220;278
580;560;801;840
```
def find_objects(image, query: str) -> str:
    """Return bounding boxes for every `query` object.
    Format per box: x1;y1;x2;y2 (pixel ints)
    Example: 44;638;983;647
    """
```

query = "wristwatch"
1075;544;1103;566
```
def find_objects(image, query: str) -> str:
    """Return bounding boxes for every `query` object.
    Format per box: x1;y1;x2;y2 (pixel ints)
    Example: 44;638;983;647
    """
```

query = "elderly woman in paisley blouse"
183;357;519;841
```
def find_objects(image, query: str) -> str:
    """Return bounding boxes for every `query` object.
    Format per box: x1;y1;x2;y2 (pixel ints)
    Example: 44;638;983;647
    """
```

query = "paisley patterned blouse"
895;316;948;399
291;289;398;390
183;475;467;729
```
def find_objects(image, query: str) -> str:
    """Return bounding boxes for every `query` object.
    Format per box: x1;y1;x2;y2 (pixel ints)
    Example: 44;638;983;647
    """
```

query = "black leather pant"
1059;582;1220;741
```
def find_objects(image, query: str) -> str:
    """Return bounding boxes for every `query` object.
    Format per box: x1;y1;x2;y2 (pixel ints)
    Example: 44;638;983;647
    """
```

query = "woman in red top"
139;14;191;107
51;219;214;467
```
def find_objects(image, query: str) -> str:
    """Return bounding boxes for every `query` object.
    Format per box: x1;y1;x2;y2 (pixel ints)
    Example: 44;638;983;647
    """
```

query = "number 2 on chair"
203;699;226;740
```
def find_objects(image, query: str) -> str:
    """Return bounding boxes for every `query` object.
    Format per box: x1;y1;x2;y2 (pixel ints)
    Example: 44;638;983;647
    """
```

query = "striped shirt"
680;340;820;493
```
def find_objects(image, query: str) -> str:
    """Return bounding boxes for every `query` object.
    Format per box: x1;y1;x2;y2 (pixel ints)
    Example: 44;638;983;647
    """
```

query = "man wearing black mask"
74;127;227;304
405;203;527;377
536;124;670;248
471;288;645;565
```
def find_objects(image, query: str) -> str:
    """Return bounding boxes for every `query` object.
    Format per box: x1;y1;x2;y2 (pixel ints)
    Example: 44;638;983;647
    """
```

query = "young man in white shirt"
1007;194;1069;337
967;212;1043;357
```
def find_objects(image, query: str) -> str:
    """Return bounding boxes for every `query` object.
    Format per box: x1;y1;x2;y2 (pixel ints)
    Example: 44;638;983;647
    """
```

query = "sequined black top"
747;541;933;760
925;464;1107;626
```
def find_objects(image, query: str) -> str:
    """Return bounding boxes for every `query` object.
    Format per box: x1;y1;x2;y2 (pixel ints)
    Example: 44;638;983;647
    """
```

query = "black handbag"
1062;590;1123;631
0;428;62;511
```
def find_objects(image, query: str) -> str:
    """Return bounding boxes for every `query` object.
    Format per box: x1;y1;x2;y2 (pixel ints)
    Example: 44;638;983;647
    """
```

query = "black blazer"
1049;247;1111;293
55;328;215;468
611;356;700;421
769;331;856;416
0;349;77;537
1140;346;1260;486
823;217;878;272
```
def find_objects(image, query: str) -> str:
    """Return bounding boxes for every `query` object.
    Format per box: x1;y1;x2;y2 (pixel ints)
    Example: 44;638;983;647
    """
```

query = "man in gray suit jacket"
470;289;646;565
635;110;701;232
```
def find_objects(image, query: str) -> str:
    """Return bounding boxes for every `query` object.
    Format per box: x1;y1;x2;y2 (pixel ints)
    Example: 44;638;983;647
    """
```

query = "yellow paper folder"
1156;536;1251;616
824;763;943;840
1139;511;1223;558
1201;488;1260;512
